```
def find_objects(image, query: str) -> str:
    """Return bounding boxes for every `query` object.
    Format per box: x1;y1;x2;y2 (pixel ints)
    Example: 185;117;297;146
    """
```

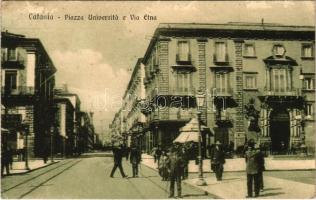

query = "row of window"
175;41;314;63
172;70;315;92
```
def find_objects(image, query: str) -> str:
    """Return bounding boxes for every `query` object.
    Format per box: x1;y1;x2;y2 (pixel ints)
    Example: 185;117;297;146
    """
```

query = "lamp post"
195;89;207;186
22;123;30;170
50;126;54;163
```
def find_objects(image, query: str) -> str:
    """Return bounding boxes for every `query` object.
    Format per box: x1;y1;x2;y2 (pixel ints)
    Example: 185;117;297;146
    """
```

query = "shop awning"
173;118;212;143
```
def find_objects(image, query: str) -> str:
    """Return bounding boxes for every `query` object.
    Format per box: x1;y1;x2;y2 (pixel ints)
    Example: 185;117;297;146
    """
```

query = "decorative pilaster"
158;39;170;120
197;38;207;123
233;39;245;146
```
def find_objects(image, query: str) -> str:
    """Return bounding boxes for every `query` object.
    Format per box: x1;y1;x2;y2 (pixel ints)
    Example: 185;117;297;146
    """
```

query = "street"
1;155;211;199
2;153;315;199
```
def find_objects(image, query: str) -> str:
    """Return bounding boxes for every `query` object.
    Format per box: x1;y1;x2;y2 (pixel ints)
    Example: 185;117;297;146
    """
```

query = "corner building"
141;23;315;154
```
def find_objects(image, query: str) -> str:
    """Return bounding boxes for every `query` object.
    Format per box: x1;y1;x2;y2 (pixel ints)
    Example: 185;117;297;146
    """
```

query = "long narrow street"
1;155;211;199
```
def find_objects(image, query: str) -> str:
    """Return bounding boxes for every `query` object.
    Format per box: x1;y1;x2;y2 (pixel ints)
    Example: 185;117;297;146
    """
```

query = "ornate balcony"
258;88;304;109
215;112;233;128
2;86;35;96
260;87;302;97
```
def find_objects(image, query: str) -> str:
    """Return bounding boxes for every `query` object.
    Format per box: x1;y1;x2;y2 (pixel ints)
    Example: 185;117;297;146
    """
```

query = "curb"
5;161;60;176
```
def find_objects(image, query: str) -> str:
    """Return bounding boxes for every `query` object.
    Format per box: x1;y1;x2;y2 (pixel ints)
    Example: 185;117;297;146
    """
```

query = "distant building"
1;31;57;158
78;111;95;152
54;85;81;156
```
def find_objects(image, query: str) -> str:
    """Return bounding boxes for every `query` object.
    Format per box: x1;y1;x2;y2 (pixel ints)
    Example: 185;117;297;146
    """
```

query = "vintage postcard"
1;1;315;199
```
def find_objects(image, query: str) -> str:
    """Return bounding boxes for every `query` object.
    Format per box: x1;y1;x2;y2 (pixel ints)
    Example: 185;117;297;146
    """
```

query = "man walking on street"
210;141;225;181
245;139;260;198
110;141;128;178
129;146;141;178
166;145;184;198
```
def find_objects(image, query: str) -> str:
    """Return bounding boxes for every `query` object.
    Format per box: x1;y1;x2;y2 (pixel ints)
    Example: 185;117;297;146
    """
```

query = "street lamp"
195;89;207;186
50;126;54;162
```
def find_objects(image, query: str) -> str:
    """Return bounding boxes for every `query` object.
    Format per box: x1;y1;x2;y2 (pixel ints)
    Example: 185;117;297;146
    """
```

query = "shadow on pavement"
263;187;282;191
260;192;285;197
182;193;208;197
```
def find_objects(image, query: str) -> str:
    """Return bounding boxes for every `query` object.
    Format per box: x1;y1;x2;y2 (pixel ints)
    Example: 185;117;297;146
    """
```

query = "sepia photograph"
1;1;315;199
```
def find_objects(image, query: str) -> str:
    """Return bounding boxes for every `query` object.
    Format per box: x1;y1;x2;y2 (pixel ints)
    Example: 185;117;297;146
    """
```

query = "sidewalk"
141;154;315;172
184;176;315;199
3;159;59;175
141;154;315;199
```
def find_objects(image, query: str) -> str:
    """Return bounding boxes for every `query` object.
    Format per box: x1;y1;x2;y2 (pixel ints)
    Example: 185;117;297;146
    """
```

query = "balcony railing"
261;88;302;96
2;86;35;96
213;53;229;65
176;54;192;64
215;112;233;127
169;108;195;121
171;87;195;96
211;87;233;97
2;53;25;69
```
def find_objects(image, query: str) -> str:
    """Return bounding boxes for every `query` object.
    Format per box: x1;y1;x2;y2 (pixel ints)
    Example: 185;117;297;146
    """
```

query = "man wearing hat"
245;139;260;198
210;141;225;181
166;144;184;198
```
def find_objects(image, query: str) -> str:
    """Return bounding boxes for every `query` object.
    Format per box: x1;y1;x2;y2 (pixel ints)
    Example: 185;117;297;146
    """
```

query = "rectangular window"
271;69;287;92
1;48;7;61
244;74;257;89
177;41;190;61
215;72;230;93
5;71;17;91
305;103;314;118
215;42;227;62
302;44;313;58
8;48;17;61
244;43;256;57
176;72;192;92
303;77;315;90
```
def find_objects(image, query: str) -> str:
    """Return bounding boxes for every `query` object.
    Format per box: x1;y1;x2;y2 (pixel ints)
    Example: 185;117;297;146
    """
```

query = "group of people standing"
210;139;265;198
157;143;188;198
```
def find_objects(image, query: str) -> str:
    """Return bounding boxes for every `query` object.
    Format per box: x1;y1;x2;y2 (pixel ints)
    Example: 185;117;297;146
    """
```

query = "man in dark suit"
166;145;184;198
257;143;265;191
110;142;128;178
129;146;141;177
210;141;225;181
245;139;260;198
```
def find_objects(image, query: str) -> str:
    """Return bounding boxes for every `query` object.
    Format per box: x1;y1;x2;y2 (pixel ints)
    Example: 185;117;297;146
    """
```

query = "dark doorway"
269;109;290;154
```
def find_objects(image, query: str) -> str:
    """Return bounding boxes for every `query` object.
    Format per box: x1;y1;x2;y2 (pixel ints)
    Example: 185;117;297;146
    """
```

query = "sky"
2;1;314;137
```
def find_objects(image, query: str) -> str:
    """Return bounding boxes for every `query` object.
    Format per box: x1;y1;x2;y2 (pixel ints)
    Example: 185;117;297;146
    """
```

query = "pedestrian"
7;147;13;170
180;146;189;180
1;146;10;176
257;143;265;192
129;146;141;178
42;144;49;164
210;141;225;181
158;150;169;181
152;147;157;162
245;139;260;198
166;145;184;198
110;141;128;178
155;145;162;167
